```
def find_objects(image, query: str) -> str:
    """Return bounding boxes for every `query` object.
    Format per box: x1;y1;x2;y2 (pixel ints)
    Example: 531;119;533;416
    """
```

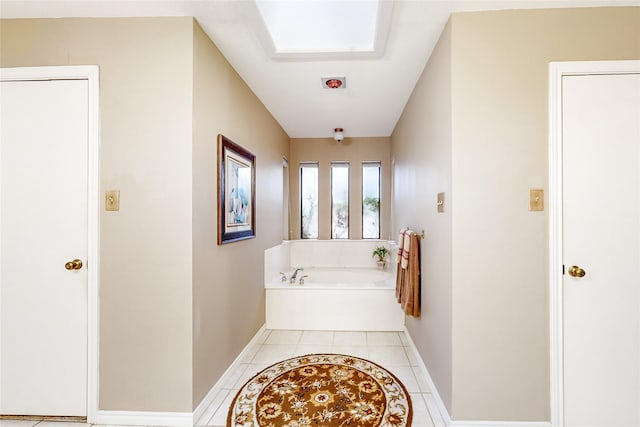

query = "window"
362;162;381;239
331;162;349;239
300;163;318;239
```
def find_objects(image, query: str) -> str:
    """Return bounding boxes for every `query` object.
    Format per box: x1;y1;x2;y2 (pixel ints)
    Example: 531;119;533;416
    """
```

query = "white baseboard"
192;324;267;425
93;410;193;427
94;325;267;427
450;422;551;427
402;327;551;427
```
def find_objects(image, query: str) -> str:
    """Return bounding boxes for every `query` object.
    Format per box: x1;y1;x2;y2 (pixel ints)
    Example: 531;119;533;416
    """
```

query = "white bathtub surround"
265;240;397;277
264;240;404;331
264;240;291;283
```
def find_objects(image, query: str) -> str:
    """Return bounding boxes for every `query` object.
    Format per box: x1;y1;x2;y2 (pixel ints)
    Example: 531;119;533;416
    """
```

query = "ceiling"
2;0;637;138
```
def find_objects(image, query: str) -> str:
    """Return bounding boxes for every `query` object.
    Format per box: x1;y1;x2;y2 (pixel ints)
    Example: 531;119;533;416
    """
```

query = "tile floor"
198;329;444;427
0;330;445;427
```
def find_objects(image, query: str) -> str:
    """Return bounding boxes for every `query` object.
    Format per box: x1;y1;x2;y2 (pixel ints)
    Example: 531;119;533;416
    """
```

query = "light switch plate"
529;189;544;211
437;192;445;213
105;190;120;211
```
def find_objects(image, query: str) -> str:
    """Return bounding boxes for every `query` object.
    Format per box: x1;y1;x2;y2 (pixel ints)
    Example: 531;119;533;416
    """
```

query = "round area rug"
227;354;412;427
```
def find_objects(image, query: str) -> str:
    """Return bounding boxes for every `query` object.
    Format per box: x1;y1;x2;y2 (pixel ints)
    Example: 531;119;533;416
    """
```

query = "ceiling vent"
322;77;346;89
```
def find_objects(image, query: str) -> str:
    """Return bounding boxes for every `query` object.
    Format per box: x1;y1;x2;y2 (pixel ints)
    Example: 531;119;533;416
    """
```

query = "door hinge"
562;264;565;275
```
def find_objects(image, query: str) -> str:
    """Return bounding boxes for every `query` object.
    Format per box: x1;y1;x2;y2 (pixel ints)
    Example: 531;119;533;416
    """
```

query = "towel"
395;228;406;301
401;232;421;317
395;230;421;318
396;228;406;264
401;229;413;269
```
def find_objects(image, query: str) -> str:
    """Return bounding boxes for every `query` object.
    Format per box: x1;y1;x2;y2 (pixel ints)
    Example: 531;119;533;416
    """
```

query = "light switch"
529;189;544;211
437;192;445;213
105;190;120;211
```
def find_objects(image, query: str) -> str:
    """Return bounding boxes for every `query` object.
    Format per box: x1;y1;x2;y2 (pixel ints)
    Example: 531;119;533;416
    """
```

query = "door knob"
568;265;586;278
64;259;83;270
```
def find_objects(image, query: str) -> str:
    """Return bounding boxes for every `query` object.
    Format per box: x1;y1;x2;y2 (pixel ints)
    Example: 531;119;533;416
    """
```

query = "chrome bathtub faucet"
290;267;304;284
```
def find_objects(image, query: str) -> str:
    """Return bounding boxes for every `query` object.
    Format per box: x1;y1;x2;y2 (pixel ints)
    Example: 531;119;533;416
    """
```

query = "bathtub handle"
299;275;309;285
279;272;288;282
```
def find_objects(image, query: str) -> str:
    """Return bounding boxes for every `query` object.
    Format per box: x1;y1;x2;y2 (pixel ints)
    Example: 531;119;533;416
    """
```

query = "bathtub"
264;241;405;331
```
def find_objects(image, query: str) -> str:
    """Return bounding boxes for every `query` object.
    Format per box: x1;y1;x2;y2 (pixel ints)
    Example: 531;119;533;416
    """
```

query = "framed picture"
217;134;256;244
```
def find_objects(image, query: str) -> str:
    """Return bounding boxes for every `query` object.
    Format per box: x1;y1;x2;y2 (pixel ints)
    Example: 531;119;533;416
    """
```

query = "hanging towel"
401;229;413;269
395;228;406;301
400;232;421;317
396;229;413;303
396;228;406;264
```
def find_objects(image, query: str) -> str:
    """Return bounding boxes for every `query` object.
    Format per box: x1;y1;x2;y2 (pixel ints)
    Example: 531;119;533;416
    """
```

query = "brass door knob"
568;265;586;278
64;259;83;270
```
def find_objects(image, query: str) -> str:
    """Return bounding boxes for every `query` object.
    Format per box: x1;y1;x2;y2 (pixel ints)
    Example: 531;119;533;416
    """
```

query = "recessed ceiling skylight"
253;0;392;59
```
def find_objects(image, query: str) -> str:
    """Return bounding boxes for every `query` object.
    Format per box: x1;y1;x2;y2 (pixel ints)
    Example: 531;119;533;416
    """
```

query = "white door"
1;79;89;416
562;72;640;426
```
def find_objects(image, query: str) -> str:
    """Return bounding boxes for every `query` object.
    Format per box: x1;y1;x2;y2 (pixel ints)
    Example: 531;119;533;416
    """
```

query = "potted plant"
372;246;391;270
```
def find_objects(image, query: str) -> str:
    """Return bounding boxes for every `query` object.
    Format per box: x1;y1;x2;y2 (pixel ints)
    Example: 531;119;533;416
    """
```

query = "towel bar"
402;229;425;239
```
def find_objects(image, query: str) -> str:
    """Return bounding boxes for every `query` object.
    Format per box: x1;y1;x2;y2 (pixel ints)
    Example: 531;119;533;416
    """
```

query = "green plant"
372;246;391;262
363;196;380;212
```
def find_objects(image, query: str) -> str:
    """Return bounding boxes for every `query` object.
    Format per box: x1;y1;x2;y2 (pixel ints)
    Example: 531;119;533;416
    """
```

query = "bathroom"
1;4;639;427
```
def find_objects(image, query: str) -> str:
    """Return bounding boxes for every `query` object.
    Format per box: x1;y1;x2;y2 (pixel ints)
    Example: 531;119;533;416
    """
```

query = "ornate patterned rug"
227;354;412;426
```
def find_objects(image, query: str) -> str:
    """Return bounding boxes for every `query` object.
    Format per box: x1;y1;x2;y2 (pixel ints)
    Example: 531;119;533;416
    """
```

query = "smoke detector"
322;77;346;89
334;128;344;142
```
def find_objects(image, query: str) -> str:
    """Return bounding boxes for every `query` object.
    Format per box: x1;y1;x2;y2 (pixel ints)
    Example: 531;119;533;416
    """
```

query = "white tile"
35;423;89;427
299;330;334;345
265;329;302;345
93;425;138;427
405;345;421;366
233;363;268;389
295;344;332;356
209;390;235;426
408;393;435;427
254;328;271;344
367;331;402;346
399;331;411;346
423;393;447;427
387;366;420;393
290;243;311;267
222;363;248;388
250;344;296;365
410;392;429;414
0;421;40;427
412;366;432;392
333;331;367;346
239;343;261;363
312;242;339;267
195;387;233;425
332;345;369;359
368;345;410;366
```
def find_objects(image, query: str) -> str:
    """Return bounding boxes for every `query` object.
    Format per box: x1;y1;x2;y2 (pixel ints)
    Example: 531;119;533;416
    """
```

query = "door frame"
548;60;640;427
0;65;100;421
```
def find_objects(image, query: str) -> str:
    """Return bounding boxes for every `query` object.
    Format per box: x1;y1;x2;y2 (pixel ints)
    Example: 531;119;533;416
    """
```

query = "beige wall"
289;137;391;240
392;7;640;422
391;20;453;414
191;22;289;408
1;17;195;412
1;17;289;413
